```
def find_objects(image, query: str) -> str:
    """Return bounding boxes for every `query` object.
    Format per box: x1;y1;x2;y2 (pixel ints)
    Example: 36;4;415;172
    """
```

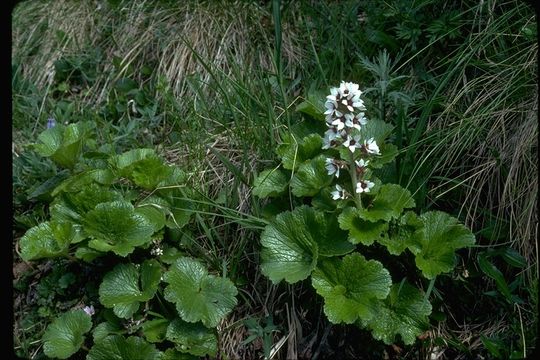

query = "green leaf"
52;169;115;196
110;149;172;189
92;322;123;342
162;349;198;360
253;168;289;198
364;282;432;345
277;133;323;170
56;183;123;216
295;89;326;121
19;221;77;261
84;201;155;257
409;211;475;279
166;318;218;357
477;253;513;302
142;319;169;343
358;119;394;145
135;205;166;233
338;207;388;246
87;335;161;360
99;260;161;319
75;246;103;262
290;155;333;197
42;309;92;359
377;211;423;255
34;122;90;169
260;206;353;284
368;143;399;169
163;257;238;327
312;253;392;324
358;184;415;222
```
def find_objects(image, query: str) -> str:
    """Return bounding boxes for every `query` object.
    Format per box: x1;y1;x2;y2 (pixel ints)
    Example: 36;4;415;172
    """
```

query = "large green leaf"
364;282;432;345
161;349;198;360
42;309;92;359
260;205;353;284
409;211;475;279
110;149;172;189
166;318;218;357
290;155;333;197
141;318;169;343
51;169;116;196
19;221;79;261
277;133;323;170
338;207;388;246
84;201;155;257
357;184;415;222
34;122;90;169
86;335;161;360
295;89;326;121
163;257;238;328
99;260;161;319
312;253;392;324
358;119;394;144
56;183;123;217
377;211;423;255
253;168;289;198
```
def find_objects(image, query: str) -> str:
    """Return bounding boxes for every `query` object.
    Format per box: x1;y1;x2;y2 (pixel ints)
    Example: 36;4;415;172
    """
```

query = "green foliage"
312;253;392;324
260;205;354;283
252;168;289;198
365;282;432;345
42;309;92;359
34;122;91;169
409;211;475;279
98;260;161;318
163;257;238;328
277;133;323;170
290;155;333;197
19;221;79;261
166;318;218;357
357;184;415;222
87;335;161;360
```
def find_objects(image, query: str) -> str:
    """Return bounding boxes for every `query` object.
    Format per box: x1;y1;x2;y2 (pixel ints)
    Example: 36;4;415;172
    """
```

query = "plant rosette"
253;81;476;345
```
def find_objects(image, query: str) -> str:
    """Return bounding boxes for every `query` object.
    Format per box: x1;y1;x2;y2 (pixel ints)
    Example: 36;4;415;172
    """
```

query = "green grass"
12;0;537;358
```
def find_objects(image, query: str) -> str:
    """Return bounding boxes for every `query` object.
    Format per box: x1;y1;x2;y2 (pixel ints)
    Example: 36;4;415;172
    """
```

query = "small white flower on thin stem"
331;184;347;200
325;158;340;178
355;159;369;168
83;305;95;316
363;137;380;155
356;180;375;194
151;246;164;256
343;135;362;153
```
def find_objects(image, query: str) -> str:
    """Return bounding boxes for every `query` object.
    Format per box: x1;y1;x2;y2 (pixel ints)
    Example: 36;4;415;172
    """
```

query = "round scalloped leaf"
338;207;388;245
163;257;238;328
110;149;172;190
87;335;161;360
290;155;333;197
162;349;199;360
358;119;394;144
277;133;323;170
365;282;432;345
260;205;353;284
357;184;415;222
253;168;289;198
42;309;92;359
368;143;399;169
409;211;476;279
311;253;392;324
51;169;115;196
99;260;161;319
19;221;78;261
166;318;218;357
135;205;167;233
84;201;155;257
34;122;90;169
377;211;423;255
142;318;169;343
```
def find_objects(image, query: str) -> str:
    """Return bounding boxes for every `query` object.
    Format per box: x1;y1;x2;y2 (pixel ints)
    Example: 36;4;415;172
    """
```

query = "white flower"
343;135;362;153
83;305;95;316
331;117;346;130
355;159;369;168
322;131;339;149
325;158;340;178
331;184;347;200
324;128;340;141
364;137;380;155
339;81;362;100
356;180;375;193
151;247;164;256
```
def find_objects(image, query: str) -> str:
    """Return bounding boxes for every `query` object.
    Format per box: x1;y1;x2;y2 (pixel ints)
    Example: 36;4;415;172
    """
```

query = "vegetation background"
12;0;537;359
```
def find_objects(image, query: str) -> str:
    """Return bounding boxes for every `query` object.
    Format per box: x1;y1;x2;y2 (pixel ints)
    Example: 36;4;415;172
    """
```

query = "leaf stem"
348;151;362;210
424;277;436;302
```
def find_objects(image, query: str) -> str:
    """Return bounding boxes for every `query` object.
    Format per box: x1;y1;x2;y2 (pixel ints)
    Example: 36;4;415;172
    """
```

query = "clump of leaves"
253;81;475;346
17;121;238;358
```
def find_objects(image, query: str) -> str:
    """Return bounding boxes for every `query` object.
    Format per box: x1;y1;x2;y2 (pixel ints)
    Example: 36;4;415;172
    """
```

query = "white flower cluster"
323;82;380;200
